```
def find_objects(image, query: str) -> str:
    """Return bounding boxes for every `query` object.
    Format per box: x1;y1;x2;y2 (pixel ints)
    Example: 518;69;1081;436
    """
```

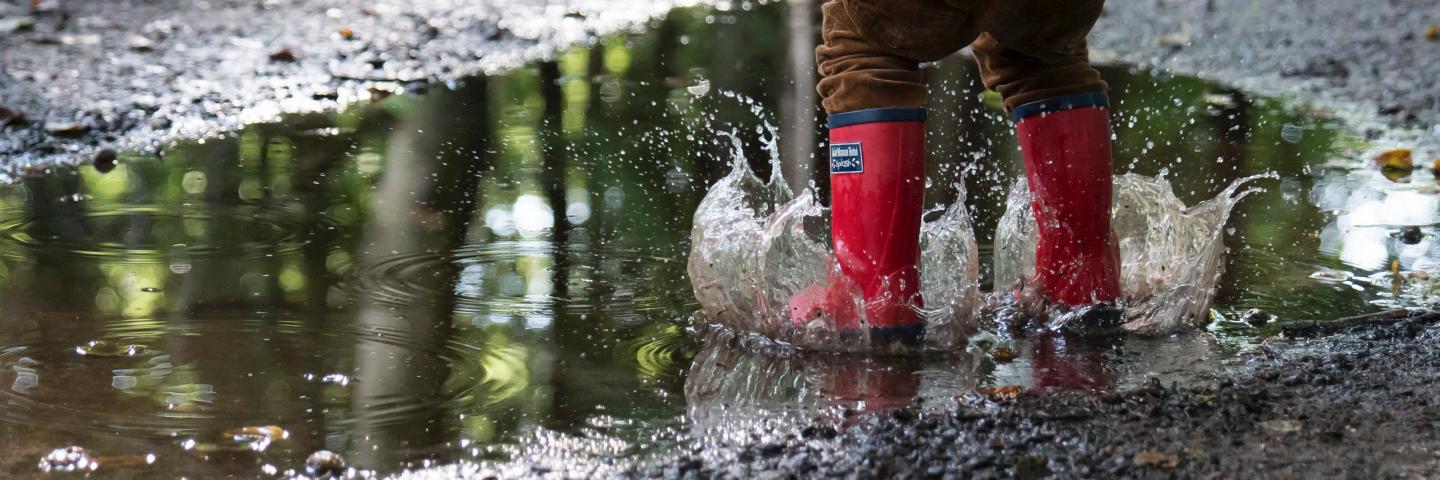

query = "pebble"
1240;308;1271;327
305;450;346;477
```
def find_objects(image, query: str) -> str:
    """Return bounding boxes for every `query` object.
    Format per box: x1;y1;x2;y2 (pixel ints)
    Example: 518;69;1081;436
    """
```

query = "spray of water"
686;92;1268;351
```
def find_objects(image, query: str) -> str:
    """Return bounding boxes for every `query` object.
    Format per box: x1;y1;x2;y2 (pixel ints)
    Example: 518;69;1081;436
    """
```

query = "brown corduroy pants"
816;0;1108;114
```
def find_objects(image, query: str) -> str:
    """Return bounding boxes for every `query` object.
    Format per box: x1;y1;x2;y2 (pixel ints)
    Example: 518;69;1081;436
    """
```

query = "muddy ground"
665;320;1440;479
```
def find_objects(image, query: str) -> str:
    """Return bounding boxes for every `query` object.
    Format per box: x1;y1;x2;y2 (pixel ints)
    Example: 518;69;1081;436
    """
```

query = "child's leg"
971;2;1122;308
815;0;979;113
794;1;978;340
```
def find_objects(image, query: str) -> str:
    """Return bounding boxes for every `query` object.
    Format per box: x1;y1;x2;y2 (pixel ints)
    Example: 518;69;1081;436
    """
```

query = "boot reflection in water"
821;362;922;413
1029;334;1116;392
789;0;1120;343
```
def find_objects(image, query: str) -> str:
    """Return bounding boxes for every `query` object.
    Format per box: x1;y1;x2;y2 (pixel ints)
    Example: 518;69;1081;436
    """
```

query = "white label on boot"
830;142;863;174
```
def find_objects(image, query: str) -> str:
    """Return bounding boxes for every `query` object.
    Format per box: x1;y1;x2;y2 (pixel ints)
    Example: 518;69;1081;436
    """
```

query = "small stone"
338;27;354;39
306;450;346;477
94;148;117;173
0;15;35;34
1401;226;1424;245
989;346;1016;363
1426;24;1439;40
1240;308;1271;327
127;35;155;52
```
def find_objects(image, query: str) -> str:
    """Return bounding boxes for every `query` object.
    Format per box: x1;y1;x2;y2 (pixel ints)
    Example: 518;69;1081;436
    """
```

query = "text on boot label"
830;142;863;174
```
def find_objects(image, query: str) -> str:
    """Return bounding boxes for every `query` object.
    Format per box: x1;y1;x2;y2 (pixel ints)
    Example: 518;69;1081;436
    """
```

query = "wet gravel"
0;0;695;174
1087;0;1440;150
669;321;1440;478
396;320;1440;479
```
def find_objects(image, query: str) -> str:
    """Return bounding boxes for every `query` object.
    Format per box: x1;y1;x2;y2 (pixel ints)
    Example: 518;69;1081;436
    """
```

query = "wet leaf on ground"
1374;148;1413;170
989;346;1016;363
1132;450;1179;469
0;105;26;126
976;385;1024;401
224;425;289;451
269;48;297;62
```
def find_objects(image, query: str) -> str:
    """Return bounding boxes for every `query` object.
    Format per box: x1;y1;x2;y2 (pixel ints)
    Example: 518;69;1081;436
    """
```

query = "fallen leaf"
989;346;1016;363
269;48;297;62
1374;148;1413;170
224;425;288;442
368;87;393;102
976;385;1024;401
0;105;26;126
1133;450;1179;469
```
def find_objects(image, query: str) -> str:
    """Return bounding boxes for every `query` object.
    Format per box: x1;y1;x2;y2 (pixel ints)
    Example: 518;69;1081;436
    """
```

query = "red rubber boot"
1013;93;1122;307
787;108;927;343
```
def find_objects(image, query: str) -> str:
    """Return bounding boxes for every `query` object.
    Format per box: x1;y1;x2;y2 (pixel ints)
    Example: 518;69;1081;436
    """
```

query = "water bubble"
38;446;98;473
1281;123;1304;143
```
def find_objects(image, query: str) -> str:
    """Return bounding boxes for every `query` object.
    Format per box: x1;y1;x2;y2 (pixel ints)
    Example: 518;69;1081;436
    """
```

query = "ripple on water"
619;326;696;385
355;240;686;322
0;313;510;437
0;204;323;262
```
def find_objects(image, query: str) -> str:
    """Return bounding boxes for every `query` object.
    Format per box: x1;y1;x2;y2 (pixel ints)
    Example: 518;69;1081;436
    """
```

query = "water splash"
994;173;1273;333
689;142;1269;349
688;153;982;352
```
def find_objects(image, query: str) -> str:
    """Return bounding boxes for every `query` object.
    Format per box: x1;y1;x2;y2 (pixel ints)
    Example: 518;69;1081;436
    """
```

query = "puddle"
0;2;1430;477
